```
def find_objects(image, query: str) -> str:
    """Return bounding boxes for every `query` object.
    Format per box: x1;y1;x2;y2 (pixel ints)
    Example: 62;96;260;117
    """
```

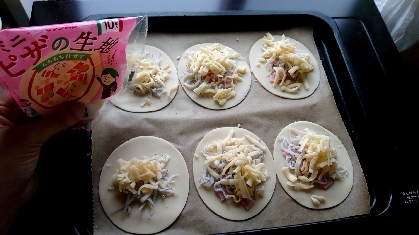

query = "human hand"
0;91;86;235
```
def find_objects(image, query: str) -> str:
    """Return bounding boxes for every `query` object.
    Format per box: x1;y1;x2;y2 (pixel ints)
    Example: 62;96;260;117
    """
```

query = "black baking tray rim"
82;11;392;233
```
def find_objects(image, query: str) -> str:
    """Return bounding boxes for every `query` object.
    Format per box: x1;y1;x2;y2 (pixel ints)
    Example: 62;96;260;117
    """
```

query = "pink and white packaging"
0;16;145;120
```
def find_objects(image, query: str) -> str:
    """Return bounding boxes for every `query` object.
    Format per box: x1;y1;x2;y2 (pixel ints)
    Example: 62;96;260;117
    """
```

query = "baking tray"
14;12;391;235
90;11;392;232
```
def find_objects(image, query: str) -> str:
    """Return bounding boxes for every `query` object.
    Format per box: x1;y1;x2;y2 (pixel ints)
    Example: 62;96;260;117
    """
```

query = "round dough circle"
249;35;320;99
111;45;179;112
273;121;354;209
193;127;276;220
99;136;189;234
178;43;252;110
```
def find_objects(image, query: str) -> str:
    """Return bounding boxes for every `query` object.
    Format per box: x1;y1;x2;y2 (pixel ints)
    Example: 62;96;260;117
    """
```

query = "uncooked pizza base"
111;45;179;112
99;136;189;234
249;35;320;99
273;121;354;209
177;43;252;110
193;127;276;220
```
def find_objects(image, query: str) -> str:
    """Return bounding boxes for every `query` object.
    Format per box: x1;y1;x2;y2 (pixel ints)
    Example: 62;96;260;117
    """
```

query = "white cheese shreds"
182;43;247;106
111;154;177;217
311;195;326;205
282;167;297;183
199;129;269;209
260;33;314;93
127;50;173;104
278;127;347;191
140;98;150;107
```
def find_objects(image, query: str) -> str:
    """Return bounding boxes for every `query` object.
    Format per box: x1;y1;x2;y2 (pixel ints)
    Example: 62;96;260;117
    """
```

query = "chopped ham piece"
269;74;276;83
240;198;255;210
216;189;226;201
313;176;334;189
224;78;232;88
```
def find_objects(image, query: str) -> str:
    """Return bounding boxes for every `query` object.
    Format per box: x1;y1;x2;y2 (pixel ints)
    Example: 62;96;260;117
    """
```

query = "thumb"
22;102;87;145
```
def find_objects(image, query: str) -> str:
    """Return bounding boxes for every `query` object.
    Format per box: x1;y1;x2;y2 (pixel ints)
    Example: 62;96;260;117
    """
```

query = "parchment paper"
92;26;370;234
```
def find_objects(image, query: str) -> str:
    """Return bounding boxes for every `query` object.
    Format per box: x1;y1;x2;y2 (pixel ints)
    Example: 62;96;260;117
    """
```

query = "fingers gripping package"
0;16;147;120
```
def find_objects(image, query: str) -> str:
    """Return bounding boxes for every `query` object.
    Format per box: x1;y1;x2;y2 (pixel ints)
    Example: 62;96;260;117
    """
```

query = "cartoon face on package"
0;17;144;117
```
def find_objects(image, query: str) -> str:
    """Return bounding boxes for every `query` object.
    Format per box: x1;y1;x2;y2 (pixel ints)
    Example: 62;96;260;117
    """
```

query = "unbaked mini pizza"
178;43;251;110
111;45;179;112
99;136;189;234
249;33;320;99
273;121;353;209
193;127;276;220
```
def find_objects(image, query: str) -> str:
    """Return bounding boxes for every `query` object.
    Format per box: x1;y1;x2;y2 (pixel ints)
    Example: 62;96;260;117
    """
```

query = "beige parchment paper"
92;26;370;235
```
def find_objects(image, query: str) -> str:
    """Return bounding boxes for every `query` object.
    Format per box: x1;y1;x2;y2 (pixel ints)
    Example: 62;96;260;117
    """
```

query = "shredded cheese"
260;33;314;93
199;129;269;208
127;50;173;103
311;195;326;206
111;154;177;216
182;43;247;106
278;127;347;192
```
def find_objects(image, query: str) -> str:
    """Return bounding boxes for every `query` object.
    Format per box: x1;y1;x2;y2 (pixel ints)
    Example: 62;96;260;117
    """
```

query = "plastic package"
0;16;147;121
374;0;419;52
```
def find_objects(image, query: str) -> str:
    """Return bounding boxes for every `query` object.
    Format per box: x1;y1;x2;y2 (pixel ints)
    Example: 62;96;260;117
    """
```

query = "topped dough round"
193;127;276;220
99;136;189;234
178;43;251;110
249;33;320;99
273;121;353;209
111;45;179;112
